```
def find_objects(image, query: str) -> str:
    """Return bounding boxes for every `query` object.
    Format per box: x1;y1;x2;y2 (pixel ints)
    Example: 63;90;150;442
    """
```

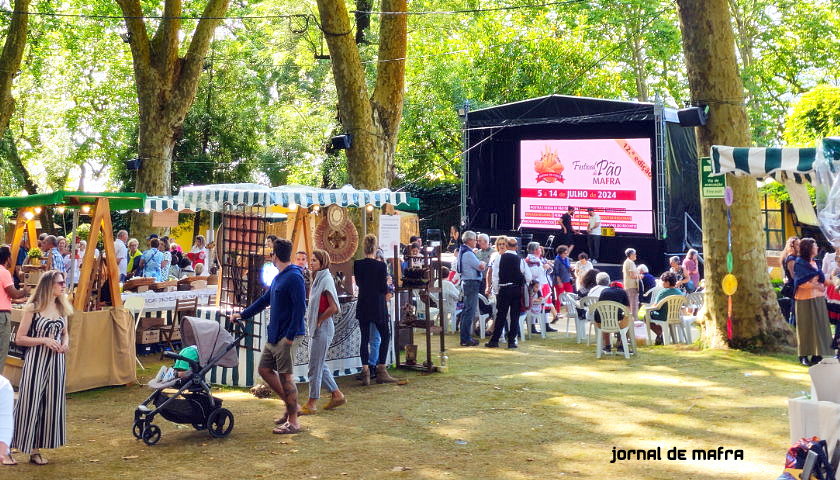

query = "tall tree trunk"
677;0;794;351
117;0;229;237
0;0;31;134
316;0;406;190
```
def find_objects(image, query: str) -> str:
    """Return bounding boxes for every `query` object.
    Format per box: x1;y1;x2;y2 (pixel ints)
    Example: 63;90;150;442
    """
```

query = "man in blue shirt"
232;238;306;434
457;231;486;346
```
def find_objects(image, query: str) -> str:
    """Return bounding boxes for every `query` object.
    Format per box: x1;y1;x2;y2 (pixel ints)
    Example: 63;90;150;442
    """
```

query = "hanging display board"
378;214;401;258
151;209;180;228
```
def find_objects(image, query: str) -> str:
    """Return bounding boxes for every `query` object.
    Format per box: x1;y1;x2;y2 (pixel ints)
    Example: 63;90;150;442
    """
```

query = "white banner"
378;214;402;258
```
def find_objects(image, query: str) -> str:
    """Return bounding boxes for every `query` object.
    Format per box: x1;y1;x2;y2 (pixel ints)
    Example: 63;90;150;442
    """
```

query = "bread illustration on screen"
534;146;565;183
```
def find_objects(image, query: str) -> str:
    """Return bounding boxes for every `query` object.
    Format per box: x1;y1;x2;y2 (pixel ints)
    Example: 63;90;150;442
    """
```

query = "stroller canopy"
181;316;238;369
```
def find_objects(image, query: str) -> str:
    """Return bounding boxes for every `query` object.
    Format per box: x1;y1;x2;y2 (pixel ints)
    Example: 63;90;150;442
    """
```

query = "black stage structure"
462;94;700;274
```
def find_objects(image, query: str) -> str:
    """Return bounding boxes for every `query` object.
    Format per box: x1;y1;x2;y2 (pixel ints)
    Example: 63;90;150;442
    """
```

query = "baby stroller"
132;315;245;446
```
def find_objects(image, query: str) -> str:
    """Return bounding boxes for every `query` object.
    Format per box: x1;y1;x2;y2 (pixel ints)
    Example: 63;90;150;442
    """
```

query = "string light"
81;205;91;214
33;207;42;214
23;211;34;221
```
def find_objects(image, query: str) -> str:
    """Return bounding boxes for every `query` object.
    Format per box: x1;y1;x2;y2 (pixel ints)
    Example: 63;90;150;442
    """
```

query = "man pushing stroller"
231;238;306;435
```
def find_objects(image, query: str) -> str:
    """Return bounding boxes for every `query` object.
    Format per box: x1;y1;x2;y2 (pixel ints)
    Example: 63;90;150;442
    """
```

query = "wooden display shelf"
391;245;446;373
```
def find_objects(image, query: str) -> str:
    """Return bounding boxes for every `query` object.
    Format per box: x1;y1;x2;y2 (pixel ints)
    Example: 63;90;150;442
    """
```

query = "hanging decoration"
722;186;737;340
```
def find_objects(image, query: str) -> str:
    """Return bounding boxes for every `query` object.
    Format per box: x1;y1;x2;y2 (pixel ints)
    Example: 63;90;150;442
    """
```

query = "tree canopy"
0;0;838;198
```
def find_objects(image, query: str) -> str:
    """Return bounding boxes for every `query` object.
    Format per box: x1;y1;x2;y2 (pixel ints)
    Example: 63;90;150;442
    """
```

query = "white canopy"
143;184;411;213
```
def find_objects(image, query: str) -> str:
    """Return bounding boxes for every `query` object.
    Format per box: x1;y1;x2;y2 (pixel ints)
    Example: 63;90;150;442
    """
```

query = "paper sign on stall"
379;214;401;258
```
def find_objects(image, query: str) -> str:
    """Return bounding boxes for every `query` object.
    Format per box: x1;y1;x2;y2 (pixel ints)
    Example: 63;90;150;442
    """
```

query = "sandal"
29;453;47;465
323;396;346;410
272;423;301;435
273;405;303;424
1;454;16;466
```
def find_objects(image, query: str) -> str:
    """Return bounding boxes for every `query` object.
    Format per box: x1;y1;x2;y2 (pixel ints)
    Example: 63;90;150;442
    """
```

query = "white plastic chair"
592;301;632;359
477;294;494;339
577;296;599;344
645;295;689;344
558;292;578;337
681;291;705;343
526;309;547;339
124;296;147;369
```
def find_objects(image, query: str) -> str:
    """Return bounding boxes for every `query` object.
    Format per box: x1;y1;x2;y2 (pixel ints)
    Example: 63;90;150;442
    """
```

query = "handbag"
785;437;836;480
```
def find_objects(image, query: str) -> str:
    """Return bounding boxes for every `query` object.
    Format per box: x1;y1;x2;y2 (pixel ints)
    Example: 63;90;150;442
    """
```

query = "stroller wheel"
207;408;234;438
132;420;146;439
141;424;162;446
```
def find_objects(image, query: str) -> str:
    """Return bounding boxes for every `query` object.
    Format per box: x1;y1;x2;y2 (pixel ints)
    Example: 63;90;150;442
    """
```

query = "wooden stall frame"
74;197;122;311
9;209;39;266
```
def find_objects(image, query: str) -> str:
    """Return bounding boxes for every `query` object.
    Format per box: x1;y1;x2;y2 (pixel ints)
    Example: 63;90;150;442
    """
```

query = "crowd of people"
779;236;836;367
447;227;704;351
6;230;212;291
0;220;712;464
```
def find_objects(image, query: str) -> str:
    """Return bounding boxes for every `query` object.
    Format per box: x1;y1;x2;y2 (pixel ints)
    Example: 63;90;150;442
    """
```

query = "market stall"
0;191;143;392
142;183;424;387
711;138;840;459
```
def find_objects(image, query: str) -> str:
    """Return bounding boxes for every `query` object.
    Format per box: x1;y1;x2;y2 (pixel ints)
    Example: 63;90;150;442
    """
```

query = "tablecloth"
197;301;371;387
121;287;217;312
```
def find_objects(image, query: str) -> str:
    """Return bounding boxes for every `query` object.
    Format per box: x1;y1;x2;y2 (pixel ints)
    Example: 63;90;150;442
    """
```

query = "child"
152;344;200;385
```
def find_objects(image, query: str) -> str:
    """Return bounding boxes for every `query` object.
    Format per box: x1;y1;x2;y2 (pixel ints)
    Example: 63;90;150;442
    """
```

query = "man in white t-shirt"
115;230;128;281
586;208;601;262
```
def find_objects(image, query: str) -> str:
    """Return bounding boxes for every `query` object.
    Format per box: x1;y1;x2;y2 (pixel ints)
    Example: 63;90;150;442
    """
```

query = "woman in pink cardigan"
682;249;700;292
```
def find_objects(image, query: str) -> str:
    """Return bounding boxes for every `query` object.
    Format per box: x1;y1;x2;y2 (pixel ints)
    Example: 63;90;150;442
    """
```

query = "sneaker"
603;345;612;353
530;326;539;334
507;343;518;349
485;342;499;348
460;339;479;347
545;325;558;333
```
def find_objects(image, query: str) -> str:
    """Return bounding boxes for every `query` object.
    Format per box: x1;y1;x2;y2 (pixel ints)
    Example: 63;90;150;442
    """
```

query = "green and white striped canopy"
711;145;817;183
143;184;413;212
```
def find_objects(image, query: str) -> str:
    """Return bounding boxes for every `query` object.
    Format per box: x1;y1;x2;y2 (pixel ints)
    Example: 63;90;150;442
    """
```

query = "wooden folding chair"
160;297;198;358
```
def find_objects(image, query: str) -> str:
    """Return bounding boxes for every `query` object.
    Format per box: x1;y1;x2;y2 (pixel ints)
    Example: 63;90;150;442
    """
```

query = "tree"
676;0;793;350
314;0;407;188
116;0;230;233
0;0;30;135
784;85;840;146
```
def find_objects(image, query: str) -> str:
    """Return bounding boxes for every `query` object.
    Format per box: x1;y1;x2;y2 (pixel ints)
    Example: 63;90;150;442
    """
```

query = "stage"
462;94;701;269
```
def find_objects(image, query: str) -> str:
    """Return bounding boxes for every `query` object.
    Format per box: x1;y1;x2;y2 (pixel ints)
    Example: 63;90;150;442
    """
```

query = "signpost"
701;156;726;198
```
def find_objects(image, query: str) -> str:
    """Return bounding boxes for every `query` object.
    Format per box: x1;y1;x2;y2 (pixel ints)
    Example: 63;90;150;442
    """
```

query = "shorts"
259;336;301;374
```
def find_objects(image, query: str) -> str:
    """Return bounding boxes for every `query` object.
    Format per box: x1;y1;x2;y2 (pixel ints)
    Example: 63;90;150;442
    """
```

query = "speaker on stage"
678;105;708;127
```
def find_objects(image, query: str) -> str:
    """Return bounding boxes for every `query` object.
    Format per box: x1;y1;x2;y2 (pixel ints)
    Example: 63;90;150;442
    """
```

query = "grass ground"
5;331;808;480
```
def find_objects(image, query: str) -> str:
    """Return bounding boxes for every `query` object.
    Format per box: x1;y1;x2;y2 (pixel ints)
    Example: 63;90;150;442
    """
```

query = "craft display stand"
392;245;445;372
218;205;267;352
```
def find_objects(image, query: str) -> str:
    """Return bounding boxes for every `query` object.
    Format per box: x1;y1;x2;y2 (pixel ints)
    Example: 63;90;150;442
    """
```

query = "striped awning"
141;184;412;213
711;145;817;183
144;196;193;213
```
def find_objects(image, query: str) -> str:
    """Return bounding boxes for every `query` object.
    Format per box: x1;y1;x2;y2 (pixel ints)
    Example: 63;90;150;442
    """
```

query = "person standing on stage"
559;206;576;254
586;208;601;262
486;237;531;349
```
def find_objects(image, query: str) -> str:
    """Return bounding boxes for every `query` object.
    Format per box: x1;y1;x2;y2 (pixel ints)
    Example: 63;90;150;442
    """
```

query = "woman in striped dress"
11;270;72;465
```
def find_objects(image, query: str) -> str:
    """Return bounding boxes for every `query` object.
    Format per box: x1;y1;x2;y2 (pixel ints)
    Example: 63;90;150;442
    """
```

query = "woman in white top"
485;236;507;297
0;375;13;465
